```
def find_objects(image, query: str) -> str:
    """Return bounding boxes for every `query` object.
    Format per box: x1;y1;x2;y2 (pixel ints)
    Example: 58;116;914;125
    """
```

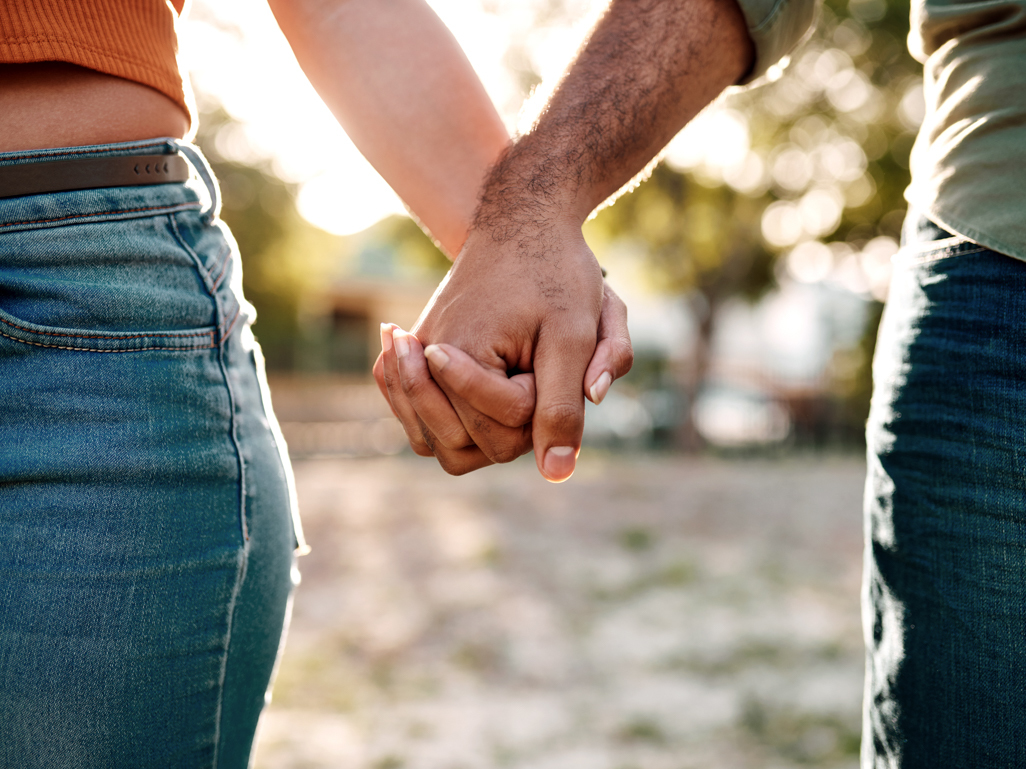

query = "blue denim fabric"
863;211;1026;767
0;139;301;768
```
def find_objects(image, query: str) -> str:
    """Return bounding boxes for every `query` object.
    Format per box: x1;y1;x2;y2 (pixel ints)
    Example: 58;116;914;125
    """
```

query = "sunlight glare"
181;0;548;236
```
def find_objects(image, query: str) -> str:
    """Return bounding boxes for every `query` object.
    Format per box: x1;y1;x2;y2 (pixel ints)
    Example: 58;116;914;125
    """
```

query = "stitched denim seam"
211;549;248;769
207;265;250;769
166;211;246;535
168;214;216;294
0;313;215;342
0;202;202;232
209;243;232;291
220;310;242;341
167;214;241;343
163;197;252;767
0;329;215;352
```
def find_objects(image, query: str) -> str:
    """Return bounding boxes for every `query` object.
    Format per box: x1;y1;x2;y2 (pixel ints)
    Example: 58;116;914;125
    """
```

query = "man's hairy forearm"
476;0;754;234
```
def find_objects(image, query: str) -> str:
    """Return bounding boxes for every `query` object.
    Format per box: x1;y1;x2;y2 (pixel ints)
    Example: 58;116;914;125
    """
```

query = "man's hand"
414;221;604;482
375;322;536;474
374;278;633;478
375;0;752;480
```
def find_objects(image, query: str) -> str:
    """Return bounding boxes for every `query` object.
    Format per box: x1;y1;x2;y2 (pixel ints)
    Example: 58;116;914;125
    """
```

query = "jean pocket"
0;212;232;353
0;305;218;353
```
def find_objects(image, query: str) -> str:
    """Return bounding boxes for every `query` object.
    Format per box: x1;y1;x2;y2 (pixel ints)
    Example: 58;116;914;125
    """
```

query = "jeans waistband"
0;138;221;232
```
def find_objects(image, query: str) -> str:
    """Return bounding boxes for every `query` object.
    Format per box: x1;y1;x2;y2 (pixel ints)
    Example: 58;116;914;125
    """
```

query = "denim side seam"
209;294;250;769
211;548;249;769
168;206;254;769
167;215;241;346
208;242;233;292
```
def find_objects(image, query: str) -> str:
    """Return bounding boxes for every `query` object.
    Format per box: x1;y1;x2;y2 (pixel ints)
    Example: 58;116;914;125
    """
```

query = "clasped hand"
373;221;633;481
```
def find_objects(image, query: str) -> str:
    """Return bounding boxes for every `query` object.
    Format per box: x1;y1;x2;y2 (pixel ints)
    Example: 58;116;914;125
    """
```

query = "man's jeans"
863;211;1026;766
0;140;299;768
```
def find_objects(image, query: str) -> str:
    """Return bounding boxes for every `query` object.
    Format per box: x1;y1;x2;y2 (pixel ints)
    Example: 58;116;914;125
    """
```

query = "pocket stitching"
0;327;216;352
0;202;201;232
0;312;216;342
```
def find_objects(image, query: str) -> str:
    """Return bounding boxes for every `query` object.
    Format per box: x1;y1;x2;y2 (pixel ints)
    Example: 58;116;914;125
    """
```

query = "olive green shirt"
734;0;1026;261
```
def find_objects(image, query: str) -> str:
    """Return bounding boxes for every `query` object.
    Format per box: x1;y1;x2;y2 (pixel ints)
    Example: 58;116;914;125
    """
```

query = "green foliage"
588;166;776;305
585;0;918;444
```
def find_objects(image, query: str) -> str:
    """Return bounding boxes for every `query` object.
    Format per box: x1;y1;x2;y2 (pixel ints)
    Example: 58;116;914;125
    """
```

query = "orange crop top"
0;0;189;118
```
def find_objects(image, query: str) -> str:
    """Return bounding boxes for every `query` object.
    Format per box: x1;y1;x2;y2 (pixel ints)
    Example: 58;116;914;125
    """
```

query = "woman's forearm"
268;0;510;257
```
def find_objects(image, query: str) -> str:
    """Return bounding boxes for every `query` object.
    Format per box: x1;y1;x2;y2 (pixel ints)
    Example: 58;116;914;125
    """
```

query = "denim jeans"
0;139;302;768
863;211;1026;767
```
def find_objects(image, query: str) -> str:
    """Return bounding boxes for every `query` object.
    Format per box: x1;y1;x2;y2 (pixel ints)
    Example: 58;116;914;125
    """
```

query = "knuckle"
436;452;472;476
410;440;434;457
617;340;635;375
538;400;583;433
435;425;471;450
399;372;428;400
382;369;401;393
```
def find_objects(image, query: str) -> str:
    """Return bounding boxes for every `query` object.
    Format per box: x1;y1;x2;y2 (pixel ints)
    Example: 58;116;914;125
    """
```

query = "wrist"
473;139;594;237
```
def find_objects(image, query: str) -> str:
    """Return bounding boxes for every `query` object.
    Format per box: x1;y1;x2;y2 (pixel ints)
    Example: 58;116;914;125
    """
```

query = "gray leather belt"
0;153;190;199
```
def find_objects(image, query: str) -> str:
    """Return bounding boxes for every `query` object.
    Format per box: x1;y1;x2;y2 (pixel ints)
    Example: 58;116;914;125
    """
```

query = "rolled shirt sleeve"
733;0;819;84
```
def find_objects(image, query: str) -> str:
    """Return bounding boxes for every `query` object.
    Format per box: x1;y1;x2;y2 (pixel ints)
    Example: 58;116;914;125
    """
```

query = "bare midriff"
0;62;189;154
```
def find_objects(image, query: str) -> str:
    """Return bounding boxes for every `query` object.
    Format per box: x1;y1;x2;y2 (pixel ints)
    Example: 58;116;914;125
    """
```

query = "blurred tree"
580;0;917;448
194;105;343;369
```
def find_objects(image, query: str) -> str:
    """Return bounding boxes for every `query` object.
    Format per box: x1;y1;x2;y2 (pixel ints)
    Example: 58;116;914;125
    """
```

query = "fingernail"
424;345;449;371
543;446;577;482
590;371;613;405
380;323;393;354
393;329;410;359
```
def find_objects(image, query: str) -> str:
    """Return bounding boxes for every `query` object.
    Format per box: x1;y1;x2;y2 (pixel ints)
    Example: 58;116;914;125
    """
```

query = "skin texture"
388;0;754;482
0;62;189;152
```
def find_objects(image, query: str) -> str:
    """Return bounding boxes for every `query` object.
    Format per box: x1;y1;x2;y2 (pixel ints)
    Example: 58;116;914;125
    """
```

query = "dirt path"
254;454;866;769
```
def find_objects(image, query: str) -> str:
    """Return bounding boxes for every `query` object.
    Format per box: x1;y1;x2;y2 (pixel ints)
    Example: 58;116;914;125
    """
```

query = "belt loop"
175;142;221;225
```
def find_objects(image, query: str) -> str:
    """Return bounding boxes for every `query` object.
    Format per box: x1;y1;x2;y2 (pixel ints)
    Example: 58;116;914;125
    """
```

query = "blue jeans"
0;139;302;768
863;212;1026;766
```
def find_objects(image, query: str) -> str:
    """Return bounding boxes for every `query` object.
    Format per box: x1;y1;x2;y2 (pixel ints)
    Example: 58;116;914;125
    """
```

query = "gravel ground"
253;453;867;769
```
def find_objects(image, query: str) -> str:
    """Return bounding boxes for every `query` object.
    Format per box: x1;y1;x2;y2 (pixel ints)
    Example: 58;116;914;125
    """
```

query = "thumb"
531;324;596;483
